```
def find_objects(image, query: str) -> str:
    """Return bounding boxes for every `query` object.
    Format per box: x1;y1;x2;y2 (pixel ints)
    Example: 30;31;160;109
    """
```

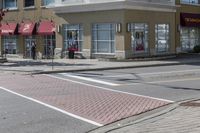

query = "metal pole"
51;35;54;70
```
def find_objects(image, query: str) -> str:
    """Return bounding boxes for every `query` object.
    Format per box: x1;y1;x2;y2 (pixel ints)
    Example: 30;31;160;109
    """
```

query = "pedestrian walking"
31;42;36;60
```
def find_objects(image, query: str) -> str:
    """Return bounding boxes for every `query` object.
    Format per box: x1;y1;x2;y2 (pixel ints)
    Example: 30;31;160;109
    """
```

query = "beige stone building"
0;0;199;59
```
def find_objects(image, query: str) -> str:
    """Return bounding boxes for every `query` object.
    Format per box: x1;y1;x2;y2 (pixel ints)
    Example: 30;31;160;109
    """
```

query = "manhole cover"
180;100;200;107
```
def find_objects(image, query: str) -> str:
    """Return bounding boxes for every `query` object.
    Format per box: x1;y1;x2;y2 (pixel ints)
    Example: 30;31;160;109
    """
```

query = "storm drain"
180;100;200;107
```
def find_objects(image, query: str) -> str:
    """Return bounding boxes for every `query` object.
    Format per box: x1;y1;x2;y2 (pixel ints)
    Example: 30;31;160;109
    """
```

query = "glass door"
25;36;36;58
43;35;55;59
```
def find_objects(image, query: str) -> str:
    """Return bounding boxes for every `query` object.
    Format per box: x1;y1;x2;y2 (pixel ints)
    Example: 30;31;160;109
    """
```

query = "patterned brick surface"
0;74;170;125
109;106;200;133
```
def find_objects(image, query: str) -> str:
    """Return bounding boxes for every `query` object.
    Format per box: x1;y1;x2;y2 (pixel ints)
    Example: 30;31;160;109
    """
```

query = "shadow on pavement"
0;60;94;67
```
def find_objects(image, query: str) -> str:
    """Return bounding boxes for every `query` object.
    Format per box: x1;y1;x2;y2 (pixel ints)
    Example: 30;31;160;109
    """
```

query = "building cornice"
52;1;176;14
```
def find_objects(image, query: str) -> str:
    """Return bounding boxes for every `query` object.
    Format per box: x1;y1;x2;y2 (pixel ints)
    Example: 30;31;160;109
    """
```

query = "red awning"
19;22;36;35
0;23;17;35
38;21;55;35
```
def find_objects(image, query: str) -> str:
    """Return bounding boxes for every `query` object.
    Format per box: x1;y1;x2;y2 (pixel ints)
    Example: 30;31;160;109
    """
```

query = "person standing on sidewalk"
31;42;36;60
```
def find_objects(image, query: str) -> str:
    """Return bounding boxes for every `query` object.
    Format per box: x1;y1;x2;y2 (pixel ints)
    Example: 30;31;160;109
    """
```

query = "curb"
87;98;200;133
33;61;200;75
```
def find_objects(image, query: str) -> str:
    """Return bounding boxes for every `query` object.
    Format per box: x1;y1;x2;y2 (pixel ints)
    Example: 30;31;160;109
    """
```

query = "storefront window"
180;27;200;51
3;36;17;54
3;0;17;9
24;0;34;7
63;24;83;52
130;23;149;53
155;24;170;53
92;23;115;53
43;35;56;58
181;0;199;4
25;36;36;58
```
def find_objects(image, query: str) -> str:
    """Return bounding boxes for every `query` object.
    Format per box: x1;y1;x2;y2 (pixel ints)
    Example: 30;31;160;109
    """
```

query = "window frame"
63;24;83;52
3;0;18;10
3;35;18;54
129;23;149;54
92;23;116;54
41;0;55;7
155;24;170;53
180;0;200;5
180;27;200;51
24;0;35;8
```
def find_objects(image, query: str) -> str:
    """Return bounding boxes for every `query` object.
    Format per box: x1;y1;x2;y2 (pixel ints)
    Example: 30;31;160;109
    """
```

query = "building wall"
57;10;125;58
175;2;200;53
124;10;176;58
1;0;199;59
0;0;63;58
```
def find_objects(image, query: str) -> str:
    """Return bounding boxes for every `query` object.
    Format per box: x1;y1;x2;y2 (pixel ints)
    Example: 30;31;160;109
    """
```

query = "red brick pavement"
0;74;170;125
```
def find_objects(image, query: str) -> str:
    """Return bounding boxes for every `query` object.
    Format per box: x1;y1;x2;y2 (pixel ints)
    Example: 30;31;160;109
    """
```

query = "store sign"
181;13;200;27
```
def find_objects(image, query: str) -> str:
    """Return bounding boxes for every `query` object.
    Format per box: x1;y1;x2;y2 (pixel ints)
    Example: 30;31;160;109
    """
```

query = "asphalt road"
0;63;200;133
55;63;200;102
0;89;96;133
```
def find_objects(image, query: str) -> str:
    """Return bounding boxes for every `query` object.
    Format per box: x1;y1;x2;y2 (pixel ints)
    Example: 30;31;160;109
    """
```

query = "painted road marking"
120;77;200;86
47;74;174;103
0;86;103;127
99;69;200;78
61;73;119;86
137;69;200;76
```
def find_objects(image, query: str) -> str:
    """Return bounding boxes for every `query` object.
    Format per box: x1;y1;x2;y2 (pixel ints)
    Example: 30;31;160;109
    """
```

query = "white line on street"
46;74;174;103
137;69;200;76
61;73;119;86
0;86;103;127
121;77;200;86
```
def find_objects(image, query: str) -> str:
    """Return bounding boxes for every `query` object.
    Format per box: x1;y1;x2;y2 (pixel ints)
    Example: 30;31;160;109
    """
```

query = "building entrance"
25;36;36;58
43;35;55;59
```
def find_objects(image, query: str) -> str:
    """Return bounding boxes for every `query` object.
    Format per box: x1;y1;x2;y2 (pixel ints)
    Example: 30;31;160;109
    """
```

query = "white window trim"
92;23;116;54
63;24;84;52
155;24;170;53
129;23;149;54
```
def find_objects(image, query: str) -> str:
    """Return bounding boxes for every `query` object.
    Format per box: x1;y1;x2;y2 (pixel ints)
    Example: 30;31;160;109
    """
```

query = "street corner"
180;99;200;107
90;99;200;133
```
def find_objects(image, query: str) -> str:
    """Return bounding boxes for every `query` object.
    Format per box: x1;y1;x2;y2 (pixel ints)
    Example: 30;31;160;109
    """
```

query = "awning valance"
38;21;55;35
0;23;17;35
19;22;36;35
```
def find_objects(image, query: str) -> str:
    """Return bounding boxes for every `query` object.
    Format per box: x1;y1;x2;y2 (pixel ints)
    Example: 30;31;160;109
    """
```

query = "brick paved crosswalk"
0;74;171;125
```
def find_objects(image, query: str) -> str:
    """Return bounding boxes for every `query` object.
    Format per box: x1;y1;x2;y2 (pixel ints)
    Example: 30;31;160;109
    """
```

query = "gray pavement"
88;100;200;133
1;54;200;133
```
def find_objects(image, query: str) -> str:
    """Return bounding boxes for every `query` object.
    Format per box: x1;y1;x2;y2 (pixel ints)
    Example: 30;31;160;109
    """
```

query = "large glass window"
180;27;200;51
43;35;56;59
155;24;170;53
24;36;36;58
181;0;199;4
130;23;149;53
63;24;83;52
3;36;17;54
24;0;34;7
42;0;55;6
92;23;115;53
3;0;17;9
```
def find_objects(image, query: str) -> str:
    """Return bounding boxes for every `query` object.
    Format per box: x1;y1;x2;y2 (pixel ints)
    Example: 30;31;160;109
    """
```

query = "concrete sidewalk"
88;99;200;133
0;54;200;74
